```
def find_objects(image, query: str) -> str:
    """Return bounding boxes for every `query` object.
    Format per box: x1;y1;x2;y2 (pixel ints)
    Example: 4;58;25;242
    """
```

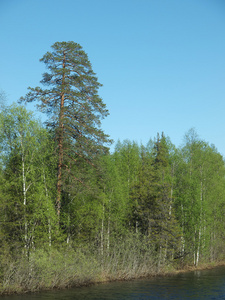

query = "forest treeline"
0;42;225;293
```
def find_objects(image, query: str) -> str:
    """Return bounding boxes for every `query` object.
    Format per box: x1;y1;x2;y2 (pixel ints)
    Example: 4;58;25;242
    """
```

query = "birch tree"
175;129;225;265
0;104;57;252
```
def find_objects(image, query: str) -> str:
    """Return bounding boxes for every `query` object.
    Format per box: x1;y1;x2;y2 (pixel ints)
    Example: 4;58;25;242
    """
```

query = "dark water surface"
2;266;225;299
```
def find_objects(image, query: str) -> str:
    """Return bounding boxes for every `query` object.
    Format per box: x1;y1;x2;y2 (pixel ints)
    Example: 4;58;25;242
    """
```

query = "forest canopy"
0;42;225;293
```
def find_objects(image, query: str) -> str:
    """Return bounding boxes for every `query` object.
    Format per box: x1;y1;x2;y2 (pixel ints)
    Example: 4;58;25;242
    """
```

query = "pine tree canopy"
20;41;111;215
20;41;110;153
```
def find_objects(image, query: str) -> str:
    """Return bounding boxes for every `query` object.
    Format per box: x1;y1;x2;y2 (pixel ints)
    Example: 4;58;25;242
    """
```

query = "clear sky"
1;0;225;154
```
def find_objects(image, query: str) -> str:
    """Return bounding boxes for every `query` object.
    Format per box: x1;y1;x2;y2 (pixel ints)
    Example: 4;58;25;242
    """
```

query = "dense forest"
0;42;225;294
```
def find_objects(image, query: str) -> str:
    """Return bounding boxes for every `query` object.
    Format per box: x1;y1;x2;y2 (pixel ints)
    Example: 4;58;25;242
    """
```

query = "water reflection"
1;266;225;299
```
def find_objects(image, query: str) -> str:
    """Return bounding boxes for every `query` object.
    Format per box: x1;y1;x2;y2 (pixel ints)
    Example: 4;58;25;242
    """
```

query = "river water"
1;266;225;299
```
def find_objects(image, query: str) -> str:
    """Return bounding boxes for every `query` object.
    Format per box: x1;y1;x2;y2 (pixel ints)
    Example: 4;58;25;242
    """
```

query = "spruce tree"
144;134;180;262
20;41;111;217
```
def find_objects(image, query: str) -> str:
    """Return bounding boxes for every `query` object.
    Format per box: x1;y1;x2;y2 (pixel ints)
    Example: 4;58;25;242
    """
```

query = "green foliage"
174;129;225;265
0;43;225;293
0;104;58;251
130;134;181;266
20;41;111;218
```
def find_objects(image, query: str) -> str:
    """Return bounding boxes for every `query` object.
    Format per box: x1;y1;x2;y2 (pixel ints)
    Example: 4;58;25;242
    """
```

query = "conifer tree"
20;41;111;218
131;134;181;265
151;133;180;263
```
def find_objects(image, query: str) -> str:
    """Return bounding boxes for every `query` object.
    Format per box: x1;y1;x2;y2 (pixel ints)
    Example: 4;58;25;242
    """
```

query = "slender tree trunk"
107;215;110;252
56;51;66;218
136;220;138;233
19;134;34;254
194;228;196;265
20;136;28;254
196;171;203;266
158;244;162;271
196;227;201;266
101;203;104;256
43;171;51;247
106;195;111;253
66;213;70;244
181;204;185;254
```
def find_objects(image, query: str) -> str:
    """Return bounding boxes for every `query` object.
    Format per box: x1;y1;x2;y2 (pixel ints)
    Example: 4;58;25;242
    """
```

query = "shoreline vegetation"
1;239;225;296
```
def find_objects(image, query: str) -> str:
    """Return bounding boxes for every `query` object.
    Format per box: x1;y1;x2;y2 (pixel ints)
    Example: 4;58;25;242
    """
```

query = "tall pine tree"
20;41;111;218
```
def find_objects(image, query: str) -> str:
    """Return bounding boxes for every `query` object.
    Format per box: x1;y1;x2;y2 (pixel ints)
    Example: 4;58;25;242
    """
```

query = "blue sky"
1;0;225;154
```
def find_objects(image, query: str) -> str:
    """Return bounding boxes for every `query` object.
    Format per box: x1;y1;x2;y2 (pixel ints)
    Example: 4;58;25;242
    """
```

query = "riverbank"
1;245;225;296
100;261;225;282
171;261;225;275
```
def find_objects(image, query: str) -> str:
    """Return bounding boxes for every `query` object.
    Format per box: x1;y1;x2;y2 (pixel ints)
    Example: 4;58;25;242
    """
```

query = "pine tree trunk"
56;51;66;218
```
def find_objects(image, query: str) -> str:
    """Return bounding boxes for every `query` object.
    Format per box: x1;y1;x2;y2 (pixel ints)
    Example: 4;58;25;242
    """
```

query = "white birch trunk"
43;171;52;247
106;196;111;253
193;229;196;266
196;227;201;266
101;203;104;256
196;172;203;267
181;204;185;255
20;136;28;253
107;216;110;252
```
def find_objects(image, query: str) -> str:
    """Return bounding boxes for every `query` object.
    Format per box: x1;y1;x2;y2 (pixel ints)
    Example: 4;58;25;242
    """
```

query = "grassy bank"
0;236;156;294
0;236;224;295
